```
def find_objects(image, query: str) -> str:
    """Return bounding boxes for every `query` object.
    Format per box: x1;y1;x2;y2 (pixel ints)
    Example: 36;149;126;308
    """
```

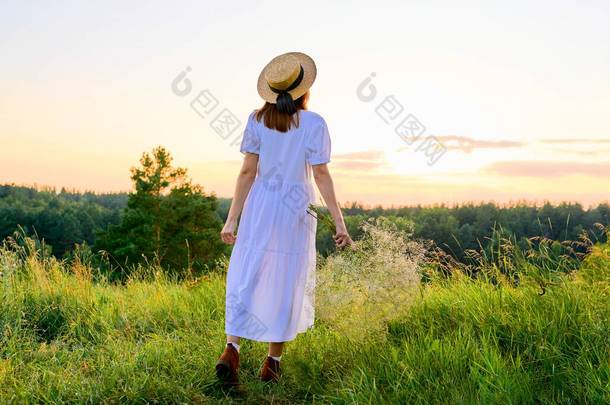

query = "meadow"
0;220;608;404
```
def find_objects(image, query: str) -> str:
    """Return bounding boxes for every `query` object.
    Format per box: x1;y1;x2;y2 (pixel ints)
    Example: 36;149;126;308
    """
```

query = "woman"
215;52;352;386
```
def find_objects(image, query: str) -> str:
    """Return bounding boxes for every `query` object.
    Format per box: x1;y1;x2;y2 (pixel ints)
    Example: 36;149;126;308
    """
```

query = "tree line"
1;146;608;280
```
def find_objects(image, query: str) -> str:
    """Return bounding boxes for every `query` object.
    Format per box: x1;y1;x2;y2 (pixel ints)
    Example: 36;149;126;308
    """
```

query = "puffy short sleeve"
239;111;260;155
306;118;332;165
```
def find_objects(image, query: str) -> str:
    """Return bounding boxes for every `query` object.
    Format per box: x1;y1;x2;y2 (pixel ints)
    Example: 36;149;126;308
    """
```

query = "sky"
1;0;609;207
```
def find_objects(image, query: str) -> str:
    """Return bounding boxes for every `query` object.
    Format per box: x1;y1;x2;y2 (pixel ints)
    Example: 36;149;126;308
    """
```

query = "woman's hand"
333;222;353;248
220;219;238;244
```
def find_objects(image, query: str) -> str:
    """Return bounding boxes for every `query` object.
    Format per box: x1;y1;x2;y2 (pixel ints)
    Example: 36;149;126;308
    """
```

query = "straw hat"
257;52;317;104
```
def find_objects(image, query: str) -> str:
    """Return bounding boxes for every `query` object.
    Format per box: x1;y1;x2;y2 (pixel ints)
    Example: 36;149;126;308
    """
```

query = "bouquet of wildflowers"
306;203;336;234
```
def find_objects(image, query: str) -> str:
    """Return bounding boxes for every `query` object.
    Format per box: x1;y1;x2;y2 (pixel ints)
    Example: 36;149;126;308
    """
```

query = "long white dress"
224;109;332;342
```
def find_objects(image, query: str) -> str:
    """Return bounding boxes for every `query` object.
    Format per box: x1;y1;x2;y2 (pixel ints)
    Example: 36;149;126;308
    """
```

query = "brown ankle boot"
259;356;281;382
216;343;240;386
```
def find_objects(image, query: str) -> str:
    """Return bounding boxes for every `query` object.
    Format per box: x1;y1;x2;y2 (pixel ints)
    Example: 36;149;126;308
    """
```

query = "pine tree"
95;146;225;279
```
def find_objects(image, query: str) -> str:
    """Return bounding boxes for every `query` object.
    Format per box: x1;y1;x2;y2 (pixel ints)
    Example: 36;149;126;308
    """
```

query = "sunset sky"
1;1;609;207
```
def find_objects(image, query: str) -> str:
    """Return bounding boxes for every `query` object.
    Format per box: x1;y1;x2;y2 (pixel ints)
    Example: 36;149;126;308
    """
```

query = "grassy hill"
0;222;608;404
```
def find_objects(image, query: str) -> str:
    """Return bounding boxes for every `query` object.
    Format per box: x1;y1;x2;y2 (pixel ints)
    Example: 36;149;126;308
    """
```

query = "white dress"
224;109;332;342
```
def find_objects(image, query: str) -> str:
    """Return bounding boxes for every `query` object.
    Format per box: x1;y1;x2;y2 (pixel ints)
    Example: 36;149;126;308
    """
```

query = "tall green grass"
0;224;608;403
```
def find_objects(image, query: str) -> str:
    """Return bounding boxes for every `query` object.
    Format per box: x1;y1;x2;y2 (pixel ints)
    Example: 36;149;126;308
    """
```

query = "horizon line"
2;182;609;210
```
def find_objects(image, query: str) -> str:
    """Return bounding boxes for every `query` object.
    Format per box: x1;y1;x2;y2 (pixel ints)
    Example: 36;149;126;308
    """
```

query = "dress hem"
225;323;314;343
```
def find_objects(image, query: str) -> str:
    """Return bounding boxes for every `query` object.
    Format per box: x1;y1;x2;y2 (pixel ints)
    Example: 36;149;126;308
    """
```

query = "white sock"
270;355;281;362
227;342;240;352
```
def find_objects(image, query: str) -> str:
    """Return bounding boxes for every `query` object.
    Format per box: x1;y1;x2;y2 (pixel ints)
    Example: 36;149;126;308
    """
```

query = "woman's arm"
220;153;259;244
312;163;353;247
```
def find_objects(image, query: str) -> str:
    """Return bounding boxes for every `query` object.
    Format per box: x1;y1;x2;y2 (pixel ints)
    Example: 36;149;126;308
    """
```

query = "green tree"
95;146;225;279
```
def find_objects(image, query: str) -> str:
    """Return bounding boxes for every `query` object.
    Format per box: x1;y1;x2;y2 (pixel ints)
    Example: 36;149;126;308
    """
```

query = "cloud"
540;139;610;157
393;136;610;155
399;135;525;153
332;150;387;170
550;148;609;157
541;138;610;144
333;150;385;160
437;135;525;152
484;161;610;178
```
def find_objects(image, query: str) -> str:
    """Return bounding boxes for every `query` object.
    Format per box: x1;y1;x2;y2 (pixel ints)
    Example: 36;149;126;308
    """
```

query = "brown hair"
255;91;309;133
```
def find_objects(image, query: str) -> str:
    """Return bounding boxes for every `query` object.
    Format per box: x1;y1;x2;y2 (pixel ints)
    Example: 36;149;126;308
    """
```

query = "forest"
1;183;608;269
